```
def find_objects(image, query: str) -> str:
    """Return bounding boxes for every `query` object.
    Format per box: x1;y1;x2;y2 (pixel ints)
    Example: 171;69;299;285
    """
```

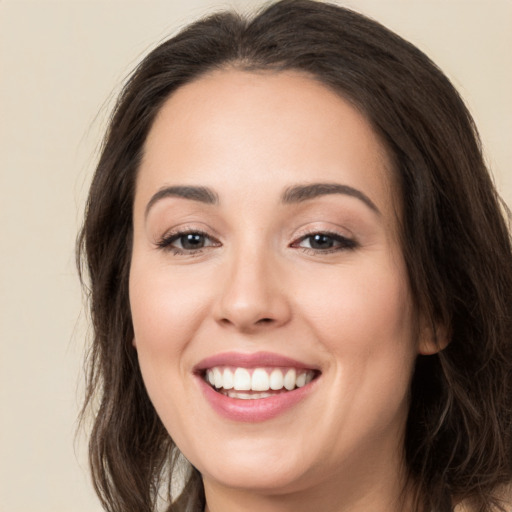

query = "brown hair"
77;1;512;511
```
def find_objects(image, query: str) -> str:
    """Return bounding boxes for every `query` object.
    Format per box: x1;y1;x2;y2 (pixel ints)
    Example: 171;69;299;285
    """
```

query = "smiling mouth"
203;367;319;400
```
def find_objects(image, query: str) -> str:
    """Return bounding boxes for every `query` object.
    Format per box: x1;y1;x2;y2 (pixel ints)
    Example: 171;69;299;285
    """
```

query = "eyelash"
291;231;358;254
156;229;358;256
156;229;220;256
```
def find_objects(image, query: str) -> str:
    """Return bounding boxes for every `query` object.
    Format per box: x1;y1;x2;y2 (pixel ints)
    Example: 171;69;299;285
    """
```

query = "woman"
77;1;512;511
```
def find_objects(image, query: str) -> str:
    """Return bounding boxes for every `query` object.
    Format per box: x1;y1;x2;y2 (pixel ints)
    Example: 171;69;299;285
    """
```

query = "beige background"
0;1;510;510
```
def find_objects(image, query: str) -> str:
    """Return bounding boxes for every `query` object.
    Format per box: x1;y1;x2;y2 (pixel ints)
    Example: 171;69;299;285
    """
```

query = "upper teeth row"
205;367;314;391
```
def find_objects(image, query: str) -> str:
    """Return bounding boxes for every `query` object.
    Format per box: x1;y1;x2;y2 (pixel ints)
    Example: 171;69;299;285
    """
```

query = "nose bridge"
215;238;290;331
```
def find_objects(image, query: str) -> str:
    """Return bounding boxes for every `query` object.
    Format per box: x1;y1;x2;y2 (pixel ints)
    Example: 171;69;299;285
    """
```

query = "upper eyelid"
164;228;213;239
291;225;354;241
156;225;354;241
161;230;219;245
159;226;350;236
157;224;220;241
291;231;356;246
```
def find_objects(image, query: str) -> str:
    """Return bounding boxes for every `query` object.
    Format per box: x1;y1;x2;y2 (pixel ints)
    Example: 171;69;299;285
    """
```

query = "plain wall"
1;1;510;510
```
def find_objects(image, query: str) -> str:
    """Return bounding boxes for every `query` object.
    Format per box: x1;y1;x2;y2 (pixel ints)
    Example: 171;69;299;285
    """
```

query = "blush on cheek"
310;275;411;349
130;268;190;345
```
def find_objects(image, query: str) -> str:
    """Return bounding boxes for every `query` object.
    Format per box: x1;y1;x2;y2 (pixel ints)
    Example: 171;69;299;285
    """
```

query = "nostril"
256;318;273;324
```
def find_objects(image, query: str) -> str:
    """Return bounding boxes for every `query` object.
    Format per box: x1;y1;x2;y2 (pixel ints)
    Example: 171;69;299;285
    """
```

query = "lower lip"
196;375;317;422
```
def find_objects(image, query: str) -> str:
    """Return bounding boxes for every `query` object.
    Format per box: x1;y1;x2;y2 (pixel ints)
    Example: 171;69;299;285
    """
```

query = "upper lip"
194;351;320;372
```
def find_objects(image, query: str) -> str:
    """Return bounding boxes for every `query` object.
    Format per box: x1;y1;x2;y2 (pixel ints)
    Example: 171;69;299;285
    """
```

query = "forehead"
137;69;397;219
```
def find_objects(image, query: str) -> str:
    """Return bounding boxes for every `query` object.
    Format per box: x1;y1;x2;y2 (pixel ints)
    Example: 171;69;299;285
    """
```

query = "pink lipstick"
194;351;320;422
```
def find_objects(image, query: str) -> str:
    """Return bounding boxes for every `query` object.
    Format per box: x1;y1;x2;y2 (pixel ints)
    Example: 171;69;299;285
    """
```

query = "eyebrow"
145;185;219;218
145;182;380;217
281;182;380;214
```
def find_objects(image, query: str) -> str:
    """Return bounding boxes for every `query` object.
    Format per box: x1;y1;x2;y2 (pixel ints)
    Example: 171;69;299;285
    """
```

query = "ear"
417;316;449;355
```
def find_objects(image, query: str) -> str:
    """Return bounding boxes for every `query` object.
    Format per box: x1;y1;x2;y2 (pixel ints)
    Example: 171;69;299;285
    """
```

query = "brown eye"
178;233;207;250
292;232;357;252
308;234;336;250
157;230;221;253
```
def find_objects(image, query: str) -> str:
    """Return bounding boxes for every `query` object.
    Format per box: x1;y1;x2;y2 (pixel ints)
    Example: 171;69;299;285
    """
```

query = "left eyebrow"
145;185;219;219
281;182;380;215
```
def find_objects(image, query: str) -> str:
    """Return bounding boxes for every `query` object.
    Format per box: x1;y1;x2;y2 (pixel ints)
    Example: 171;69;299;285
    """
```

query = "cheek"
129;258;212;355
298;259;414;348
129;258;208;433
297;258;417;440
294;253;418;412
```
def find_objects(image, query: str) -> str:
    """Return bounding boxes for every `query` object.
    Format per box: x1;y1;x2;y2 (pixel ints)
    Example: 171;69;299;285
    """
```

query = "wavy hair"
77;1;512;510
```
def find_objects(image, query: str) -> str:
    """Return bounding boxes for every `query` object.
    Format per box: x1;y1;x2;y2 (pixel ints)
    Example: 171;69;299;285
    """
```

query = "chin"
183;433;315;494
201;458;311;495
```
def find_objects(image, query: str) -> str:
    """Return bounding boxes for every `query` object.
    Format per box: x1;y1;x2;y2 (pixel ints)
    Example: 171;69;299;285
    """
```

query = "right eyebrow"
281;182;380;215
145;185;219;219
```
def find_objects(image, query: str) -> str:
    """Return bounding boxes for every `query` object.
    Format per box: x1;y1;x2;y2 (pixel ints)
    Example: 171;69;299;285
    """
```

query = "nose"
214;248;292;333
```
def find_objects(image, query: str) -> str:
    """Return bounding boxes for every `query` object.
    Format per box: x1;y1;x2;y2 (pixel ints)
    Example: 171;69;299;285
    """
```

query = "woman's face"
130;70;434;503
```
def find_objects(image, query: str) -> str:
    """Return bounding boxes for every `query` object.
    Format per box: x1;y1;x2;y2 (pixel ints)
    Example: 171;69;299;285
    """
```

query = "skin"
129;69;439;512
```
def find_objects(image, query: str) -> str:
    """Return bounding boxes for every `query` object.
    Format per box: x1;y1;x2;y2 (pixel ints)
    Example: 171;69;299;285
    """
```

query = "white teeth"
284;369;296;390
223;368;234;389
205;366;316;393
269;368;284;390
213;368;223;389
251;368;270;391
296;372;306;388
223;390;274;400
233;368;251;390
